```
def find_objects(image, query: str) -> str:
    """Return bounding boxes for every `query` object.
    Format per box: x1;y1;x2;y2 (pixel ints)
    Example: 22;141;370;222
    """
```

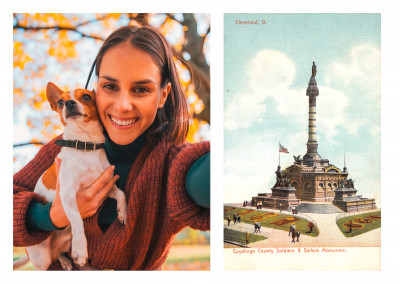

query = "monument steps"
296;202;344;214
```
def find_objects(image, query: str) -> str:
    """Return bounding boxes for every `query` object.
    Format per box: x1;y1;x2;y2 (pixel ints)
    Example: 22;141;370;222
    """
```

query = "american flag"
279;143;289;153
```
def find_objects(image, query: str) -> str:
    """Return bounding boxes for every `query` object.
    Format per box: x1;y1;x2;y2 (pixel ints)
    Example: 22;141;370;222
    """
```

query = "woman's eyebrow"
134;79;157;85
99;76;156;85
99;75;118;82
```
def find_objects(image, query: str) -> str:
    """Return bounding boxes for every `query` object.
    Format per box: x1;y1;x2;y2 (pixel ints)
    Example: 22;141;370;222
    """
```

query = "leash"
85;60;96;89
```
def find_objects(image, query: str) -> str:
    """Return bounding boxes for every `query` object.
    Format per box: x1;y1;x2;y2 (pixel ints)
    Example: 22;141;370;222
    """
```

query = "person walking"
227;217;231;226
289;224;293;236
308;222;314;233
237;215;241;223
296;230;301;242
233;214;237;224
291;230;296;243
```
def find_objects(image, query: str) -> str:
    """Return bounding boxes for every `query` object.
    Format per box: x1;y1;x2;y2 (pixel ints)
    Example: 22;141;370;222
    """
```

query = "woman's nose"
114;91;133;112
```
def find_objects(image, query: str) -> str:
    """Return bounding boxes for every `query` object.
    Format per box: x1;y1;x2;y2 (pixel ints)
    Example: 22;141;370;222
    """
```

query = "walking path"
224;204;380;247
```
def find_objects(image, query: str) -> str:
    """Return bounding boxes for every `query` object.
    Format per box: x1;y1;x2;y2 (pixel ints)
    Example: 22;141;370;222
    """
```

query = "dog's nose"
65;100;76;109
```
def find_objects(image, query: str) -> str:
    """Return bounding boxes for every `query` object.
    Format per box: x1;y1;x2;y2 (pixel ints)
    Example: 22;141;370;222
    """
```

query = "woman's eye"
57;100;64;108
82;94;91;101
103;83;118;91
133;87;149;94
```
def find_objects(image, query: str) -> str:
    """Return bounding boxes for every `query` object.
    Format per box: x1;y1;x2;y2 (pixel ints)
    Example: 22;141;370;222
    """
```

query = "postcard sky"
224;14;381;205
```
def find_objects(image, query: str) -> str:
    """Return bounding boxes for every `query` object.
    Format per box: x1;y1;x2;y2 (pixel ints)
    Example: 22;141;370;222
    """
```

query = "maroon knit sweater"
13;136;210;270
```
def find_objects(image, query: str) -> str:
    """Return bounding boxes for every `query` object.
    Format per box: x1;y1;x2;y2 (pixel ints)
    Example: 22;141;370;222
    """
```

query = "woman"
13;25;210;270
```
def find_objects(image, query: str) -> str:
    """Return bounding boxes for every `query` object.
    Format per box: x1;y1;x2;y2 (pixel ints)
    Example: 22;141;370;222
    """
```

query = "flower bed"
343;221;364;229
353;218;373;224
237;209;255;216
337;211;381;237
224;206;320;237
271;216;299;226
246;212;278;221
368;215;381;220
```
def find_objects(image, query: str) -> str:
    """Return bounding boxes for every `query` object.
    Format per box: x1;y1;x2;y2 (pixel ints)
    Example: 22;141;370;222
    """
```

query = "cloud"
325;44;381;97
224;90;266;130
248;50;296;89
224;133;278;203
323;44;381;138
224;50;297;130
225;45;380;143
317;86;350;140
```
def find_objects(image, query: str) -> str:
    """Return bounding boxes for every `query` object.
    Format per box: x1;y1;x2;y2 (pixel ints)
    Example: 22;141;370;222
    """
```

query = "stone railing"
335;208;381;224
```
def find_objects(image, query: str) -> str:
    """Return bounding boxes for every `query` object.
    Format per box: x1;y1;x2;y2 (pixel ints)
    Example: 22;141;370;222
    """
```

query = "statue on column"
312;61;317;77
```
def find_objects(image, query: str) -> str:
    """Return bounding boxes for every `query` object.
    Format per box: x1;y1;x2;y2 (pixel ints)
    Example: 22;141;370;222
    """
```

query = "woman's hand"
49;158;119;228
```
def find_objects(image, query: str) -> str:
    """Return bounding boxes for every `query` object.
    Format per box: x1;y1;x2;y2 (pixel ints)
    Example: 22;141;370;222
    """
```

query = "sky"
224;13;381;206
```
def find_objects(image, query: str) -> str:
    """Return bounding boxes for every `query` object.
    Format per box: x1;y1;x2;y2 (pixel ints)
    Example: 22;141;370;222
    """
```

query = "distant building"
252;62;376;213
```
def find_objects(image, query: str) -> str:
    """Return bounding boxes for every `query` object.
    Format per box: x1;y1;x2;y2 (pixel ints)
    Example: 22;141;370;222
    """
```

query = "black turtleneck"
97;132;146;232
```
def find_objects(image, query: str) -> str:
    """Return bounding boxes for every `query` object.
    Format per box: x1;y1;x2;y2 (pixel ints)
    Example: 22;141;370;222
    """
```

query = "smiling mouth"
109;115;138;126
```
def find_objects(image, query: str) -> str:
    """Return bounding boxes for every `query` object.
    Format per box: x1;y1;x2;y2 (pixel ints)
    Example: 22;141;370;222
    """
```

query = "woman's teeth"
111;116;136;126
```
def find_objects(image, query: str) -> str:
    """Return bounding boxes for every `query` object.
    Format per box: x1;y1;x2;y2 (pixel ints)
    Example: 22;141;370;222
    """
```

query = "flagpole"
279;142;281;166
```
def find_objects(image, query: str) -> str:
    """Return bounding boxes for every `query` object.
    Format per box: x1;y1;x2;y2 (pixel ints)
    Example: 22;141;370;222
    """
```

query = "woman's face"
96;43;170;145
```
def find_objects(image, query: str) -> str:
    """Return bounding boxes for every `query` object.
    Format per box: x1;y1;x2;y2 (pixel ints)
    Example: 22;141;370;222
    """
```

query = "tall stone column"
303;62;321;163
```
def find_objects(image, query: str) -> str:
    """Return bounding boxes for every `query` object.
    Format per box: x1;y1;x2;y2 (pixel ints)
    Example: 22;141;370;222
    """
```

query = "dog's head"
46;82;99;126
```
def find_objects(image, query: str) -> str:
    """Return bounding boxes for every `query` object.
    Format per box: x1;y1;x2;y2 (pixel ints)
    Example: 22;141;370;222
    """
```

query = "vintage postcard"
224;13;381;270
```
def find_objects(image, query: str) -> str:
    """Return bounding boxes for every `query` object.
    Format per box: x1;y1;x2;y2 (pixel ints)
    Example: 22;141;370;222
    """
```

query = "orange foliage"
13;42;33;69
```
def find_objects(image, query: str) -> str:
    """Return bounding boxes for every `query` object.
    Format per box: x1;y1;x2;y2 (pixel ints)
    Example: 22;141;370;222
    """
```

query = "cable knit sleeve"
167;141;210;231
13;136;62;247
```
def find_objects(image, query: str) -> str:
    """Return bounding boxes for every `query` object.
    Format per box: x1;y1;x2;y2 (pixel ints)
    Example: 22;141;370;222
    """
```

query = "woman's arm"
13;136;61;247
185;152;210;208
167;141;210;231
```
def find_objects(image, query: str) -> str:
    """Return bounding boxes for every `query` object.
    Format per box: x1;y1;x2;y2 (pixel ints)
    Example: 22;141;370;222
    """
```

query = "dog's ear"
91;89;96;95
46;82;63;111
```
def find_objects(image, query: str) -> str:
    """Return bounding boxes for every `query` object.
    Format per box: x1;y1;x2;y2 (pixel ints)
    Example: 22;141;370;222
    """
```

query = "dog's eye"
57;100;64;108
82;94;91;101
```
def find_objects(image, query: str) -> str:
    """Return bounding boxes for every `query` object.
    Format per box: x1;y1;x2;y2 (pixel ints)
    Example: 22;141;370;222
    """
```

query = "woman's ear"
158;82;171;108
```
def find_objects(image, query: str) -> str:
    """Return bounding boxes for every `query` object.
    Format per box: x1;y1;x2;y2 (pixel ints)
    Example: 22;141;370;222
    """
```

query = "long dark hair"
94;25;189;145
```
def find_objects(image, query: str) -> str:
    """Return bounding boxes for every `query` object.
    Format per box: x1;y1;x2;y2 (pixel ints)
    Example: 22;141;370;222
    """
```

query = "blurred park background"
13;13;210;271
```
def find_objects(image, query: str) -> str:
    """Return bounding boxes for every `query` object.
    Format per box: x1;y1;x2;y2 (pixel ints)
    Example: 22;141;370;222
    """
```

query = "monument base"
252;186;301;210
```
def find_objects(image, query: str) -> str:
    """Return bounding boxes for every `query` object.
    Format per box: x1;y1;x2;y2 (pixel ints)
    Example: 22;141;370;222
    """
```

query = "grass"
336;211;381;237
224;206;319;237
14;244;210;271
13;247;34;271
224;228;267;245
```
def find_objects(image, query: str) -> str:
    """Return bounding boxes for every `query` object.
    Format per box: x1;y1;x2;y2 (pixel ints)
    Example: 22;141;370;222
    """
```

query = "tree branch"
13;24;105;41
13;142;45;148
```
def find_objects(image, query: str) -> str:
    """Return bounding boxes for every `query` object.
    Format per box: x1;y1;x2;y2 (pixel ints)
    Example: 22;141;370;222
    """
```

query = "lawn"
224;206;319;237
336;211;381;237
224;228;267;245
14;244;210;271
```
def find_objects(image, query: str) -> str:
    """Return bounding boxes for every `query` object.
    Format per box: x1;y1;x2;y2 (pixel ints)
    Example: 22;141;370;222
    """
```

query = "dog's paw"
116;199;127;225
58;255;73;271
72;250;88;266
72;239;88;266
117;206;127;224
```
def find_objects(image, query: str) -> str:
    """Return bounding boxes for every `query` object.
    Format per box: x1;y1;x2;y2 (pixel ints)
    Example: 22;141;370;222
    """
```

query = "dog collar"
55;139;105;151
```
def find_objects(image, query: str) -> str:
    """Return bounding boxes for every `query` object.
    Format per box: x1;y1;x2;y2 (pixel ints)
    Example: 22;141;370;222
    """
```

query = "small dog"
14;82;127;270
